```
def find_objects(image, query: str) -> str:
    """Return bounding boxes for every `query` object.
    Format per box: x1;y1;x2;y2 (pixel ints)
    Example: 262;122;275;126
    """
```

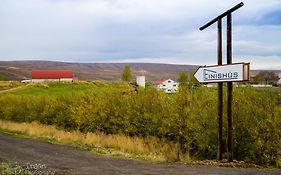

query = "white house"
277;73;281;85
153;79;179;93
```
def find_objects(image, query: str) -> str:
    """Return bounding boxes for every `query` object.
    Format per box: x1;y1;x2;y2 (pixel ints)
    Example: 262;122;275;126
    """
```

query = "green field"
0;81;22;90
1;81;135;96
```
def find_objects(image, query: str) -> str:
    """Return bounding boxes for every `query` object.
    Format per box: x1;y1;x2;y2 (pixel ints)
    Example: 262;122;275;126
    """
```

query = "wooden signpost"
197;2;247;162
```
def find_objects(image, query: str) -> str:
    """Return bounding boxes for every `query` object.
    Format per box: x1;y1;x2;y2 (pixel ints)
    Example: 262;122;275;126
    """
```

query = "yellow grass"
0;120;178;161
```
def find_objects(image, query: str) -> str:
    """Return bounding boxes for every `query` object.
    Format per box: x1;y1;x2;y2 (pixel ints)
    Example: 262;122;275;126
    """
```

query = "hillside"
0;61;280;81
0;61;198;81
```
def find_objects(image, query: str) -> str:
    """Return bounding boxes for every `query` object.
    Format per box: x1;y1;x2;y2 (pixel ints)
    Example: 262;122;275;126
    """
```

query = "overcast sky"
0;0;280;69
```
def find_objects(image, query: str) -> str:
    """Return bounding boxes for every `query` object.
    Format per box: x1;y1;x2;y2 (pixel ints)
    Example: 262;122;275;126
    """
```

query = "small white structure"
21;79;32;83
251;84;272;88
136;76;145;87
277;73;281;85
153;79;179;93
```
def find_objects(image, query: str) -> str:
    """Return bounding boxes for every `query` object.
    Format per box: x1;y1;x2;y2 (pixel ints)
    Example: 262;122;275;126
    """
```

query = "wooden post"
217;18;223;161
227;13;233;162
199;2;243;162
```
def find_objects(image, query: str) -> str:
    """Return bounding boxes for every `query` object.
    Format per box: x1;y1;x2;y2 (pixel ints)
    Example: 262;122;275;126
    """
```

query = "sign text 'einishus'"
194;63;250;83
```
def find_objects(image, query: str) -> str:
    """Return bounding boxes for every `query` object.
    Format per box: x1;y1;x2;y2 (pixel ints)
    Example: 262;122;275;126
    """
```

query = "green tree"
250;74;262;84
254;71;279;84
187;72;200;90
178;71;188;89
121;65;132;81
0;74;7;81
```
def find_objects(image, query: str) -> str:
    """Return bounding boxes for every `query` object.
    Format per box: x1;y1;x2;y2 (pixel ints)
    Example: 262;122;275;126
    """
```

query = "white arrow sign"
194;63;250;83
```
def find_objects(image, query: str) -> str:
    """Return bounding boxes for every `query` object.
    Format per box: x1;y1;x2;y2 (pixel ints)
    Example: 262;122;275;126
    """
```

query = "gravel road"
0;133;280;175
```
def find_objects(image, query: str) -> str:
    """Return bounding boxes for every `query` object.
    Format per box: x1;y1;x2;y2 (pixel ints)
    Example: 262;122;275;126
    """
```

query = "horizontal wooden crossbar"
199;2;244;31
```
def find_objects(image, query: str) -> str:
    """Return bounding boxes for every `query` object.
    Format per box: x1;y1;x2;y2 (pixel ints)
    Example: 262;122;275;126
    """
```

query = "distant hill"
0;61;280;81
0;61;198;81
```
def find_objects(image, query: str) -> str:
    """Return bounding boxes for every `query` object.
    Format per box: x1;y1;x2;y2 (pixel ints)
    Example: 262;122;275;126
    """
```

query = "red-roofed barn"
31;70;75;82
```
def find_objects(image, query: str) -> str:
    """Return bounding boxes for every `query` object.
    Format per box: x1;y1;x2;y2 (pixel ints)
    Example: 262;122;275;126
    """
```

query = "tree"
187;72;200;90
254;71;279;85
121;65;132;81
0;74;7;81
178;71;188;89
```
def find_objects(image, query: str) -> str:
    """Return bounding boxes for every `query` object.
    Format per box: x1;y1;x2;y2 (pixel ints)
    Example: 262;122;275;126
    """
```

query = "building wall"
156;79;178;93
278;78;281;85
60;78;74;82
32;70;74;79
31;78;73;82
136;76;145;87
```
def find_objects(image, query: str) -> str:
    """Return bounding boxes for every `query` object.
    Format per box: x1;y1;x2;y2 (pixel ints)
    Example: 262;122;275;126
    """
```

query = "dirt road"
0;133;280;175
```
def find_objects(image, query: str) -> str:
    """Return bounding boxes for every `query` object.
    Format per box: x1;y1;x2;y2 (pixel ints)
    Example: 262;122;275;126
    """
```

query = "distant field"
0;81;22;91
8;82;93;96
0;81;135;96
1;81;280;95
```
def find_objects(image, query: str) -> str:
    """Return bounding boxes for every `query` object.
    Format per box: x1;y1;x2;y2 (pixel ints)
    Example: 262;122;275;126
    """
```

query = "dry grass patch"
0;120;178;161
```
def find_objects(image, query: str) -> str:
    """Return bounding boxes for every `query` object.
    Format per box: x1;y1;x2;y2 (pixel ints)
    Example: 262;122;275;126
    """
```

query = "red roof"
153;80;165;85
32;70;74;79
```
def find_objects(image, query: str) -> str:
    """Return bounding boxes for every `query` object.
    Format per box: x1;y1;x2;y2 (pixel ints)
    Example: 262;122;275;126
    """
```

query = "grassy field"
0;81;22;91
0;81;135;96
7;82;93;96
0;81;279;96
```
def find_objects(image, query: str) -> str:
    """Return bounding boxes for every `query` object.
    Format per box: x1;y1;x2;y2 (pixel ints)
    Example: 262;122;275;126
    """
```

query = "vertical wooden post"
227;13;233;162
217;18;223;161
199;2;243;162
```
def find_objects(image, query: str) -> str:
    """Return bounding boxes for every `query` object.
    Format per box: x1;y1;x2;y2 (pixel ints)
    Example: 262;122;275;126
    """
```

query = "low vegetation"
2;81;133;96
0;120;176;161
0;163;29;175
0;74;7;81
0;81;280;167
0;162;55;175
0;81;22;91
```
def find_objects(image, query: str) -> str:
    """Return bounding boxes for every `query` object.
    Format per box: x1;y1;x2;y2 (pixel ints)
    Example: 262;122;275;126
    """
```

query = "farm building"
153;79;179;93
278;73;281;85
136;76;145;87
31;70;76;82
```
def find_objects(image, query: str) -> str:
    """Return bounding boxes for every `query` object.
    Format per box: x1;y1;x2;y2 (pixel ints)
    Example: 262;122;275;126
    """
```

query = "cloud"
0;0;280;69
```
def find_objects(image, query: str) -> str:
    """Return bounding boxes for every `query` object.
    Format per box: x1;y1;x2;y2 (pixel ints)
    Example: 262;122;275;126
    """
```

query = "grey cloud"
0;0;280;69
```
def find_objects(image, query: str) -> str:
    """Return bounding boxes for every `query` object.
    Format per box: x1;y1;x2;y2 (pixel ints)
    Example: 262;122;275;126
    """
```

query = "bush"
0;86;280;165
0;81;21;90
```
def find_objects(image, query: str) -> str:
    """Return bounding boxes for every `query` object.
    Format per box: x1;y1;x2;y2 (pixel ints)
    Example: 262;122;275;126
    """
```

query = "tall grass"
0;81;22;91
0;120;178;161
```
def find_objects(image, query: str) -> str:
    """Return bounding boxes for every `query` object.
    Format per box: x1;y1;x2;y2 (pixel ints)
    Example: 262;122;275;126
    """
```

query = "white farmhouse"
153;79;179;93
277;73;281;85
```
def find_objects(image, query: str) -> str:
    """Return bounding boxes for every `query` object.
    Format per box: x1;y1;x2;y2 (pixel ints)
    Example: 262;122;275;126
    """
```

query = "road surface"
0;133;280;175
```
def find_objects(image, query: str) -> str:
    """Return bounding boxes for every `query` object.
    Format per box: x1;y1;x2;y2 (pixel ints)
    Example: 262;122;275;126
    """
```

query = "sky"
0;0;281;69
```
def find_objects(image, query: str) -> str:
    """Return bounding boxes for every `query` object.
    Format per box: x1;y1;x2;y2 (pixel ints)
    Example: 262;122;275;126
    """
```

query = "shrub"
0;86;280;165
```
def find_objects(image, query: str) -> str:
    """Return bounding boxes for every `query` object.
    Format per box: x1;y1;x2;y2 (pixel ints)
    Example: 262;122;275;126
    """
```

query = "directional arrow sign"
194;63;250;83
